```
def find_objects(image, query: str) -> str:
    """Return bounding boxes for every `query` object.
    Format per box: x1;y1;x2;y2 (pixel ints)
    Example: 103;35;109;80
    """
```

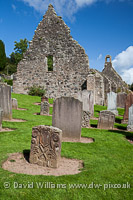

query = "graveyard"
0;92;132;200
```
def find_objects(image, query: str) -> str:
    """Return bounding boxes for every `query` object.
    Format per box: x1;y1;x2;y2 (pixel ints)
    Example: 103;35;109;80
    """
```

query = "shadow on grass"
114;125;127;130
90;124;97;128
115;118;122;124
23;149;30;162
109;130;133;141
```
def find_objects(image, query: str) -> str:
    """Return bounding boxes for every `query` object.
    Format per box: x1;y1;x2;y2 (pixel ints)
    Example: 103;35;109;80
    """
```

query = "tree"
10;38;29;65
129;83;133;91
0;40;6;71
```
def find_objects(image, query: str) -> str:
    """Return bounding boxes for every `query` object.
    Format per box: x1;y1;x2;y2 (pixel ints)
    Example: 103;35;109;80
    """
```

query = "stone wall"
13;4;89;98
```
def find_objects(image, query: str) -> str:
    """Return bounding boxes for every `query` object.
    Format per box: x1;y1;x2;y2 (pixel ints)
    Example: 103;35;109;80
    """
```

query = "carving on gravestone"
40;101;50;115
12;98;18;109
0;83;12;120
127;105;133;132
117;92;127;108
98;110;115;129
52;97;82;141
0;108;3;131
82;111;91;128
107;92;118;115
123;92;133;122
29;125;62;168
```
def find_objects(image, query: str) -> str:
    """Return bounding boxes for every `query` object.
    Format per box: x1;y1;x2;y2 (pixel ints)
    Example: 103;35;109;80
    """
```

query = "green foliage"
117;87;121;93
4;79;13;86
28;85;45;97
47;55;53;71
0;40;6;71
129;83;133;91
10;38;29;65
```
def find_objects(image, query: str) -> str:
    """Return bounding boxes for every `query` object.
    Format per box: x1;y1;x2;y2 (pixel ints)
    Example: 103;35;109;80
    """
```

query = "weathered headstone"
29;125;62;168
117;92;127;108
98;110;115;129
82;111;90;128
0;108;3;131
127;105;133;132
40;101;50;115
107;92;118;115
123;92;133;122
12;98;18;109
77;90;94;116
52;97;82;140
41;96;48;102
0;83;12;120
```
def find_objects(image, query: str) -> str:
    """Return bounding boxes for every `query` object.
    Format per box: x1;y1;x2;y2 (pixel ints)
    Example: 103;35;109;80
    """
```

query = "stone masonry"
13;4;89;98
29;125;62;168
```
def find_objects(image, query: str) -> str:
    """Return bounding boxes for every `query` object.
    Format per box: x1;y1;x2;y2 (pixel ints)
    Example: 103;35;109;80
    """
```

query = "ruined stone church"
13;4;128;105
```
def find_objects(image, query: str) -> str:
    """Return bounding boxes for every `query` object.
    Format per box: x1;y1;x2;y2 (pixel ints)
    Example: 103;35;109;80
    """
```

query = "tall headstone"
117;92;127;108
127;105;133;132
40;101;50;115
12;98;18;109
107;92;118;115
123;92;133;122
98;110;115;129
29;125;62;168
0;108;3;131
0;83;12;120
77;90;94;116
52;97;82;141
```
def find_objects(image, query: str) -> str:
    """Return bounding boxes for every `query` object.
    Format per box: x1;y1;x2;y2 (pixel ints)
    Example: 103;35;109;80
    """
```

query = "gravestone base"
127;125;133;132
29;125;62;168
82;111;90;128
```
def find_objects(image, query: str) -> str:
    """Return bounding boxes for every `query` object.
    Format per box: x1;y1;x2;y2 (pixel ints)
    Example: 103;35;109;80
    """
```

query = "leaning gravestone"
29;125;62;168
52;97;82;141
123;92;133;122
12;98;18;109
98;110;115;129
107;92;118;115
40;101;50;115
77;90;94;116
117;92;127;108
0;83;12;120
127;105;133;132
0;108;3;131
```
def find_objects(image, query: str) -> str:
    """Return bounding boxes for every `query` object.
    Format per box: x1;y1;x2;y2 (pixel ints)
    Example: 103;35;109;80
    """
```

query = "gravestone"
12;98;18;109
52;97;82;140
40;101;50;115
82;111;90;128
98;110;115;129
127;105;133;132
0;108;3;131
107;92;118;115
123;92;133;122
77;90;94;116
41;96;48;102
0;83;12;120
29;125;62;168
117;92;127;108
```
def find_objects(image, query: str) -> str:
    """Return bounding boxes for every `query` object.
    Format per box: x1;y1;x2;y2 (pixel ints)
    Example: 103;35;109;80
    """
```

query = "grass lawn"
0;93;132;200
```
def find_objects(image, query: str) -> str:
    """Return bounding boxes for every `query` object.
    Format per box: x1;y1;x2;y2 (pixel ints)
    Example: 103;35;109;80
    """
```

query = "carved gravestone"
0;108;3;131
77;90;94;116
82;111;91;128
52;97;82;141
117;92;127;108
40;101;50;115
107;92;118;115
0;83;12;120
98;110;115;129
41;96;48;102
123;92;133;121
127;105;133;132
12;98;18;109
29;125;62;168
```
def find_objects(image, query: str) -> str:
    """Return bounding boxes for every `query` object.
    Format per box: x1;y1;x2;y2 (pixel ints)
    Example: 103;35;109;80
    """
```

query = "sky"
0;0;133;84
